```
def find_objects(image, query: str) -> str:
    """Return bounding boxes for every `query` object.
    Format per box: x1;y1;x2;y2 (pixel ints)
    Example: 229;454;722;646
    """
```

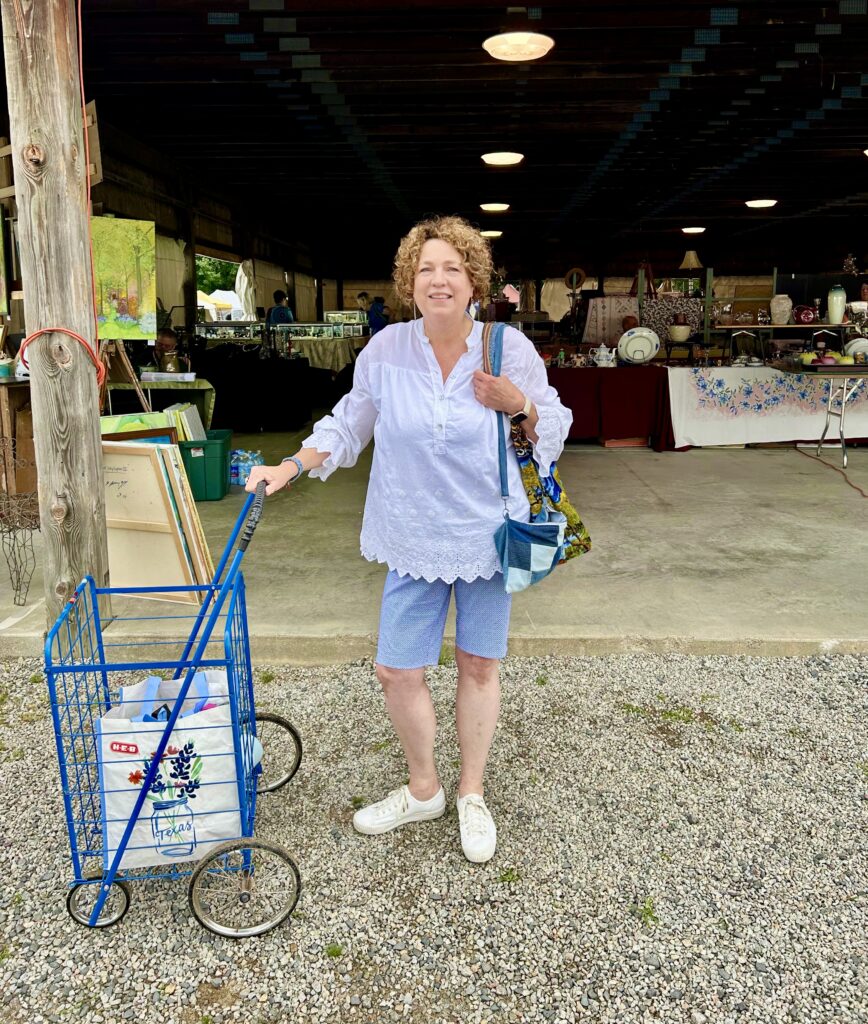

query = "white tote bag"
96;671;244;870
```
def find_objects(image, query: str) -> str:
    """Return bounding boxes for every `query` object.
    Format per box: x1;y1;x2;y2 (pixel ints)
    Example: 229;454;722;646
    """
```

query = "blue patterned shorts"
376;570;512;669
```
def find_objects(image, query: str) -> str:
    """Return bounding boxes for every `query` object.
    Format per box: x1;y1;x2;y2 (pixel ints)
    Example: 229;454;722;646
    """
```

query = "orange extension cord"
795;446;868;499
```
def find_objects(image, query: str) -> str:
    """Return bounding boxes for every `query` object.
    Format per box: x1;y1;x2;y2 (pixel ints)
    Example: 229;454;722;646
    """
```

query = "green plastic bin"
179;428;232;501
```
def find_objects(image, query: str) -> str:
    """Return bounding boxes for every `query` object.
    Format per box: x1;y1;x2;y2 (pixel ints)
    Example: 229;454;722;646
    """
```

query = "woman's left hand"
472;369;525;413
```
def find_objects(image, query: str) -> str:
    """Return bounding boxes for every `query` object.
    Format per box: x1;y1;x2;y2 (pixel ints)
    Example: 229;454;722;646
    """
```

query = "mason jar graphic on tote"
151;797;196;857
128;741;202;859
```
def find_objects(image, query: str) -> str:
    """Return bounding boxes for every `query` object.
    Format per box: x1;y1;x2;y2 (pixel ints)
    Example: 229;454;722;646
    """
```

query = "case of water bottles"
230;449;265;487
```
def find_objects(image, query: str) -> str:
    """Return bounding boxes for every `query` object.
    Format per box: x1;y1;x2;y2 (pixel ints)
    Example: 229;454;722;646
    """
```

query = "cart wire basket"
45;483;303;936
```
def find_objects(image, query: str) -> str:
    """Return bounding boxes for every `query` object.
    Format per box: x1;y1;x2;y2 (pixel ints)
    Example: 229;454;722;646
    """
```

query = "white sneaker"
352;784;446;835
457;793;497;863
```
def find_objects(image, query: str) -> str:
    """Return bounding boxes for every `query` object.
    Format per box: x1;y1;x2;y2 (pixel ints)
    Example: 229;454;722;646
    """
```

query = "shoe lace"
375;786;409;820
460;795;490;838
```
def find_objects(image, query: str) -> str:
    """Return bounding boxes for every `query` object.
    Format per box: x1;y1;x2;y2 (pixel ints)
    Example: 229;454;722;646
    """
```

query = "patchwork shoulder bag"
483;322;591;593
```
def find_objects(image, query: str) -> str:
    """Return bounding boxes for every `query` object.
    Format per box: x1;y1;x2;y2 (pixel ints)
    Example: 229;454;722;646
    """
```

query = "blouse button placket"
433;377;447;455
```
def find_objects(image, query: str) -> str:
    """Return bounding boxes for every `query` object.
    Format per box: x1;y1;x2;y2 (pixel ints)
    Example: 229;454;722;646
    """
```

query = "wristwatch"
509;395;532;425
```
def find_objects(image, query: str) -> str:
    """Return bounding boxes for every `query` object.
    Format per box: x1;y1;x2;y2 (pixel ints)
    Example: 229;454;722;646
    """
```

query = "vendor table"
666;366;868;457
192;346;313;432
547;366;671;449
291;337;361;374
781;365;868;468
107;379;216;431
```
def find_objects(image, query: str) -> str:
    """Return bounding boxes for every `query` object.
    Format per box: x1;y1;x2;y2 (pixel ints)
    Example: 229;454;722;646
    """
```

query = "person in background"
368;295;390;335
152;327;189;372
246;214;572;864
267;290;295;326
155;327;178;361
357;291;370;312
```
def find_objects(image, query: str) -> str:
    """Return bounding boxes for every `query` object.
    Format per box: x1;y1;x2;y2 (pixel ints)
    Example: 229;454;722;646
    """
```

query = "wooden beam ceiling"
11;1;868;276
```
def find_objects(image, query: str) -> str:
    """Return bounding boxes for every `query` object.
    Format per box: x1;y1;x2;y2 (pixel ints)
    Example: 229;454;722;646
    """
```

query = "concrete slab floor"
2;432;867;662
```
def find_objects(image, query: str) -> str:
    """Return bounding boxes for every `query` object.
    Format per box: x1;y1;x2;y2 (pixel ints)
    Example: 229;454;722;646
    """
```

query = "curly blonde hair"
392;215;493;306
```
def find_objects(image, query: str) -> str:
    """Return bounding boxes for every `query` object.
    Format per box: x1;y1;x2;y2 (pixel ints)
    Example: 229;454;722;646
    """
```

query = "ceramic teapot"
589;342;616;367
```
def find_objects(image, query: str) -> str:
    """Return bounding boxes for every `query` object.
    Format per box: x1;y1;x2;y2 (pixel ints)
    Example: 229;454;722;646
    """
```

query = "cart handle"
239;480;267;551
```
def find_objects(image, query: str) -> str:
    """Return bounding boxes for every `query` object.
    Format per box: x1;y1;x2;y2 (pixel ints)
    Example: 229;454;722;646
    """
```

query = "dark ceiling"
75;2;868;277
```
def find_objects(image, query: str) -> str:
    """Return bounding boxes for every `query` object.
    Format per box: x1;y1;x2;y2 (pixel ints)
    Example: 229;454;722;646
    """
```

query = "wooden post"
1;0;110;628
181;202;197;329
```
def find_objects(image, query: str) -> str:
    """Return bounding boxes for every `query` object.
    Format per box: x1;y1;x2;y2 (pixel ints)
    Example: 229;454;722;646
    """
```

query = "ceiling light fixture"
745;198;778;208
480;202;510;212
864;148;868;157
682;226;706;234
481;151;524;166
480;230;503;238
482;31;554;62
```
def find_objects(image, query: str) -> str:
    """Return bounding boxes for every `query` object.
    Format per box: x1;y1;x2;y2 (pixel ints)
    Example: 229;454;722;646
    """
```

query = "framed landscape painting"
91;216;157;340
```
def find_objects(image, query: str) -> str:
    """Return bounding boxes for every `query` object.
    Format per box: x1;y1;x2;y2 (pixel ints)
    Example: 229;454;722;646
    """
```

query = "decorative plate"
844;339;868;358
617;327;660;364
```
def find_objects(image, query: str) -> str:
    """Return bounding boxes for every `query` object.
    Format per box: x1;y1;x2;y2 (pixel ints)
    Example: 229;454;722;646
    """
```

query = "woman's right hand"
245;463;296;496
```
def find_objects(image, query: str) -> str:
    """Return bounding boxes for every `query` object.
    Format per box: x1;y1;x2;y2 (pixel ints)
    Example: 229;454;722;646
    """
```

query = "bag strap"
482;322;510;508
123;675;162;722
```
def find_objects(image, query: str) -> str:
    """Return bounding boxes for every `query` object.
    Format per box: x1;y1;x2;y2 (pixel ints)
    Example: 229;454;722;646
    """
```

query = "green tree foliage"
196;255;238;294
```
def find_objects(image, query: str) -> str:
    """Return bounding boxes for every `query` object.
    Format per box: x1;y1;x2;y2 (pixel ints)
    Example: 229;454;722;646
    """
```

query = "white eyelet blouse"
302;318;573;583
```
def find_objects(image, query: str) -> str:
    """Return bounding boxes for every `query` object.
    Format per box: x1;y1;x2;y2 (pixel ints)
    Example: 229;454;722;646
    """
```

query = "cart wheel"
255;711;302;793
188;838;301;938
66;875;131;928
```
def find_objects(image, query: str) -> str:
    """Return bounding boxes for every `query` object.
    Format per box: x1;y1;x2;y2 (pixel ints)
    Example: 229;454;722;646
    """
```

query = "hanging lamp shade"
678;250;703;270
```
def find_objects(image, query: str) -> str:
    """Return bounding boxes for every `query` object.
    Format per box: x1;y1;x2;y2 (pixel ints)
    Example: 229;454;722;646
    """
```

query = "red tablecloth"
547;366;677;450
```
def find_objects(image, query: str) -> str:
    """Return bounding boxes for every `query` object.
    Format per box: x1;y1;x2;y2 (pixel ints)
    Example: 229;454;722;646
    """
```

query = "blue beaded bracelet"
281;455;305;480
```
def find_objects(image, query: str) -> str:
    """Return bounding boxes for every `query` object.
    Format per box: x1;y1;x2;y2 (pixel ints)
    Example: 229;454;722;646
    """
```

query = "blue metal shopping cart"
46;482;303;936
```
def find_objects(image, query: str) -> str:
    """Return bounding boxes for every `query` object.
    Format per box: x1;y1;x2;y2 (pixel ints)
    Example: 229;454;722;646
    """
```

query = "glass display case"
273;322;368;357
325;310;367;325
195;321;266;343
273;323;332;357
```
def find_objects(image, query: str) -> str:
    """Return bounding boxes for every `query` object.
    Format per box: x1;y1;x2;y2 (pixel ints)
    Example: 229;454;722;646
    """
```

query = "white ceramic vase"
769;294;793;325
827;285;846;326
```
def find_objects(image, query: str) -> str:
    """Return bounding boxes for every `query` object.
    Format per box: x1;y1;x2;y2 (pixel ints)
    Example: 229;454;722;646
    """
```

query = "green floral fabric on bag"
511;423;591;561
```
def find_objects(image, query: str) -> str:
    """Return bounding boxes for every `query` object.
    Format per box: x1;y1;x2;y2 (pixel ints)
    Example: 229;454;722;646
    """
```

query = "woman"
247;216;571;863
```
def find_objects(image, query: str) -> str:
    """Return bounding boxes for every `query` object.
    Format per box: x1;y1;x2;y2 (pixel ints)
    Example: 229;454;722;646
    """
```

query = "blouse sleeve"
302;348;378;481
505;328;572;473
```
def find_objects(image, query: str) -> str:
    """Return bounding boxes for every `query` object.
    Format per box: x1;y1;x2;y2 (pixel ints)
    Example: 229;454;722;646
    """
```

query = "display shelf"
709;324;850;329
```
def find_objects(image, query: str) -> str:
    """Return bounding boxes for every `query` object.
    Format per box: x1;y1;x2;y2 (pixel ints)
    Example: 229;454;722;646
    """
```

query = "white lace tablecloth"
667;367;868;448
582;296;640;345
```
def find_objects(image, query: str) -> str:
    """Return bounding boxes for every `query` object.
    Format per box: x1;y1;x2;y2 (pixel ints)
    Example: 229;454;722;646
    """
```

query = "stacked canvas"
100;411;172;435
102;441;214;604
163;403;207;442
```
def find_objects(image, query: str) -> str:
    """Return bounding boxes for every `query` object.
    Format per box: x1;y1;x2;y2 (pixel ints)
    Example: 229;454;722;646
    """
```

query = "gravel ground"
0;652;866;1024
